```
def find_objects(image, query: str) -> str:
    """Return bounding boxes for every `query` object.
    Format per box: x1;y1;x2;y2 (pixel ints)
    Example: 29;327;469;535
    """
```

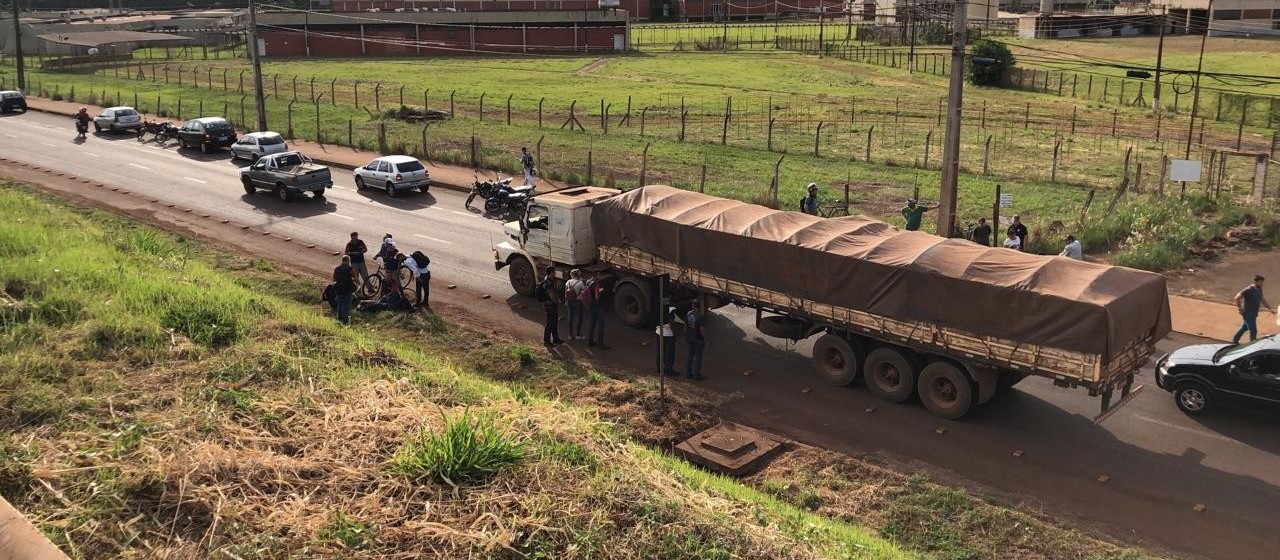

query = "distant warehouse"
326;0;836;22
254;9;630;56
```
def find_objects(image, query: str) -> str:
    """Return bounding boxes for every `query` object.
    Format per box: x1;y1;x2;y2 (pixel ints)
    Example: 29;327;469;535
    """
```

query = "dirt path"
576;57;612;76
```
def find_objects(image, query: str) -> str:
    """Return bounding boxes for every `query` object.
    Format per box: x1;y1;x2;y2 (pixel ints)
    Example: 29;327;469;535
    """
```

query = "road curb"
26;103;475;195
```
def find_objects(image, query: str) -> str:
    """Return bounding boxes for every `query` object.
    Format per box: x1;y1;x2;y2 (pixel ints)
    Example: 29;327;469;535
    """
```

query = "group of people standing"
328;232;431;324
537;267;607;348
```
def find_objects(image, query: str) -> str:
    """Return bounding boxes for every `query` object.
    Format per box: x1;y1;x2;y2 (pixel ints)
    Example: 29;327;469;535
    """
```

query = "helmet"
807;183;818;191
907;198;917;204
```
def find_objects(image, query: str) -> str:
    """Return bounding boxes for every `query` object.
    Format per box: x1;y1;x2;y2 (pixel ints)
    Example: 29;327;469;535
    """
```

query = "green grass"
0;180;917;559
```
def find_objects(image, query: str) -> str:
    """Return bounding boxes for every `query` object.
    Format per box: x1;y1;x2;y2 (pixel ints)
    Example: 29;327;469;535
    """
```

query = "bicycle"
819;202;850;218
364;264;416;303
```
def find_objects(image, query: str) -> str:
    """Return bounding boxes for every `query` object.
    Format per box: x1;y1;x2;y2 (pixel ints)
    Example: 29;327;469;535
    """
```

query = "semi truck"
493;185;1172;420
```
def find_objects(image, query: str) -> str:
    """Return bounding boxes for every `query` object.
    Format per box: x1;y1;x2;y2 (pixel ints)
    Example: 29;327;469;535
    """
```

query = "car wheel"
243;179;255;195
94;123;102;133
200;142;210;154
276;183;290;202
420;184;430;193
355;177;366;191
387;182;399;198
1174;383;1214;416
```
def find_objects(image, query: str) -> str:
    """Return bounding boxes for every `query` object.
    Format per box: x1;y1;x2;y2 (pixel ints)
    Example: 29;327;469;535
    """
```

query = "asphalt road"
4;110;1279;560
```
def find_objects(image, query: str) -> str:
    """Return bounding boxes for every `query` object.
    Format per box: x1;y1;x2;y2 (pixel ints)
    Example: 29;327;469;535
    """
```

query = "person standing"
1002;231;1021;249
585;270;609;349
564;269;586;340
520;146;537;187
971;218;992;247
900;198;937;232
537;267;564;346
1007;216;1029;251
332;255;358;324
1060;235;1082;260
684;302;706;380
656;306;678;376
344;232;370;286
400;250;431;309
1232;275;1274;344
375;234;399;287
800;183;820;216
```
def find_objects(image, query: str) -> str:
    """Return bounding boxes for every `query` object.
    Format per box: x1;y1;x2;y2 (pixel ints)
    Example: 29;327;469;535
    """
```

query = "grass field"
1;39;1276;269
0;181;1164;559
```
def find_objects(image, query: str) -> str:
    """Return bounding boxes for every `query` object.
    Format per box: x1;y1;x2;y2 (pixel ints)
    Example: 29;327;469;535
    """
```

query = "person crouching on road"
565;269;586;340
537;267;564;346
656;306;678;376
359;289;414;313
332;255;358;324
585;270;608;350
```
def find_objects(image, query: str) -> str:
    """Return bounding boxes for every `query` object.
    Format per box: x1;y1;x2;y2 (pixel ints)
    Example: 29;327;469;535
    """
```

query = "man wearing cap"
800;183;820;216
1007;216;1029;251
900;198;938;232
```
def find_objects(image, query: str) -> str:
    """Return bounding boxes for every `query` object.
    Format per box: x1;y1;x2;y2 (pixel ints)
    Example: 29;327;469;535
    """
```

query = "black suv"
176;117;237;154
0;90;26;113
1155;336;1280;415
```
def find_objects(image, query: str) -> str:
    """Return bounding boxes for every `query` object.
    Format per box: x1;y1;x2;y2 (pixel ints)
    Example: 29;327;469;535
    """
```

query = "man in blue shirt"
685;303;706;380
1232;275;1274;344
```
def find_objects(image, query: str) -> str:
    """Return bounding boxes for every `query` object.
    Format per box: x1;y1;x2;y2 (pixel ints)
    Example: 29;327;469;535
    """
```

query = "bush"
161;300;244;348
390;410;524;483
968;40;1015;87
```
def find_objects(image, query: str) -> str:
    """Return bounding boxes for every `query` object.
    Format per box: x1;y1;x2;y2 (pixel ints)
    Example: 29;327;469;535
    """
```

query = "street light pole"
11;0;25;92
937;0;968;238
247;0;268;131
1183;0;1213;161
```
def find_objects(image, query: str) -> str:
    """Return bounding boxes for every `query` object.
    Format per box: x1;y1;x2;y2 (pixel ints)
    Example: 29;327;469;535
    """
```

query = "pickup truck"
240;151;333;201
494;185;1171;420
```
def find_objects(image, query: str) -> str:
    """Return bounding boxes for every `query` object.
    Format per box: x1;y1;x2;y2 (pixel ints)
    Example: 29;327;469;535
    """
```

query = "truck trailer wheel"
864;347;921;403
918;362;975;420
613;281;652;328
507;256;536;297
812;334;863;386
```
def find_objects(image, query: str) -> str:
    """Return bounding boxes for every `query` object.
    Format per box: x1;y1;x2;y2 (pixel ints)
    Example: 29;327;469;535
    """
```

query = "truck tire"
613;281;652;328
918;361;975;420
864;347;921;403
507;256;536;297
811;334;863;386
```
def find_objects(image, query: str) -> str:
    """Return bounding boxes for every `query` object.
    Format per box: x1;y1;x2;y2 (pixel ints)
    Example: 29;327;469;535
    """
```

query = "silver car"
230;131;289;162
353;155;430;197
93;106;141;133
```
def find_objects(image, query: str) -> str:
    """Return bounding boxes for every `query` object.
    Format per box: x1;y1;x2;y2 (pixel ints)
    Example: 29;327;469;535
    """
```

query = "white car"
93;106;141;133
230;131;289;162
354;155;430;197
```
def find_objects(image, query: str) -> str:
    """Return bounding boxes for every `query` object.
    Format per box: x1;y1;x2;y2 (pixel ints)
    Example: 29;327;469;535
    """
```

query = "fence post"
223;69;229;91
1071;107;1077;136
983;135;993;175
640;107;648;136
1102;77;1108;103
865;125;874;162
1105;148;1134;217
240;95;246;126
177;98;182;120
273;75;279;99
814;121;823;157
421;125;428;159
721;97;732;145
1112;109;1118;137
1134;162;1143;194
587;148;593;185
1051;139;1062;183
375;82;382;112
639;142;651;186
603;103;610;134
470;135;477;167
1072;74;1078;98
399;84;405;107
769;156;785;206
1236;99;1248;150
198;99;203;119
1157;154;1168;196
378;122;387;153
538;97;544;128
767;118;775;152
679;109;688;142
923;129;932;169
700;150;708;193
310;77;315;100
507;94;512;125
316;96;323;144
331;79;337;106
479;92;486;121
1024;103;1030;129
1215;92;1223;121
450;90;456;117
1087;75;1093;99
355;80;360;108
287;100;295;139
348;118;353;146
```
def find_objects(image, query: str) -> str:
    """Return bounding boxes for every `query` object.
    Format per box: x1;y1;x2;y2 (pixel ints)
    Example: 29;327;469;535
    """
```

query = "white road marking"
451;210;477;218
1133;414;1240;444
41;142;56;147
128;163;151;170
2;133;16;138
183;177;207;184
428;206;445;211
80;151;100;157
414;233;453;245
332;213;356;220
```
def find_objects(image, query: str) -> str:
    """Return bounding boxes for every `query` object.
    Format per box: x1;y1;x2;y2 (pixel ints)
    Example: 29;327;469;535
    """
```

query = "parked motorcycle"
136;121;177;143
484;181;534;218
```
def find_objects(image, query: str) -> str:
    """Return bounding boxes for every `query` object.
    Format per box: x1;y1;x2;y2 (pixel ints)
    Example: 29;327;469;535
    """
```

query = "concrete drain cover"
675;422;783;476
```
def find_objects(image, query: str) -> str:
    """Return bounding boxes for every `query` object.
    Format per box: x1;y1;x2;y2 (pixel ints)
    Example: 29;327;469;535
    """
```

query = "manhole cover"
675;422;783;476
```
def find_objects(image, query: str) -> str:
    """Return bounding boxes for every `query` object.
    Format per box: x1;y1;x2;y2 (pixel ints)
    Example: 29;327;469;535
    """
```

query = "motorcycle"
136;121;177;143
74;119;88;139
484;181;534;218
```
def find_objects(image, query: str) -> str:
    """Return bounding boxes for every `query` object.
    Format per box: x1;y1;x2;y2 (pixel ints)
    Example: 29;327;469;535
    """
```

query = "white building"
1150;0;1280;37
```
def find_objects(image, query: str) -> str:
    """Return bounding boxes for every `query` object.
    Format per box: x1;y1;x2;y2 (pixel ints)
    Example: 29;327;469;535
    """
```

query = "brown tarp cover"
591;185;1172;359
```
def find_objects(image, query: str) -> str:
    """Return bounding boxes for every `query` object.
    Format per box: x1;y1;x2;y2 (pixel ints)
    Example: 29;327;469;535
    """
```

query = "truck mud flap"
1093;375;1144;424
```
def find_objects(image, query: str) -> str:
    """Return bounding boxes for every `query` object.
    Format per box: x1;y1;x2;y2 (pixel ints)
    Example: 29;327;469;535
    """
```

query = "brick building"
254;10;630;56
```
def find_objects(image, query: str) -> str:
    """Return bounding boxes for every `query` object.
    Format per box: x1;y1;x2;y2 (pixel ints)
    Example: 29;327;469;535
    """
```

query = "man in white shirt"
398;251;431;308
564;269;586;339
1002;232;1021;249
1060;235;1082;260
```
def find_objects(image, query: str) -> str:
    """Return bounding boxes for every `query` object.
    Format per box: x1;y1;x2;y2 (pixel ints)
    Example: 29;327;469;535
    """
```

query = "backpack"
535;279;551;303
411;250;430;267
322;283;336;303
578;280;593;305
799;196;807;212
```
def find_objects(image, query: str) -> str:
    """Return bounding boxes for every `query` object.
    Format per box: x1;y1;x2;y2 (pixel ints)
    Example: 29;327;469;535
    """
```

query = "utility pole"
907;1;916;73
11;0;25;92
937;0;968;238
247;0;267;131
304;0;311;57
1183;0;1212;161
1152;4;1166;112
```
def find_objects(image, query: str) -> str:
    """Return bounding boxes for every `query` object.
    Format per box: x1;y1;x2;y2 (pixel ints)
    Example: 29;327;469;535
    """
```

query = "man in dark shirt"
538;267;563;346
344;232;369;286
972;218;992;247
900;198;937;232
332;256;358;324
685;302;707;380
1232;275;1274;344
1007;215;1029;251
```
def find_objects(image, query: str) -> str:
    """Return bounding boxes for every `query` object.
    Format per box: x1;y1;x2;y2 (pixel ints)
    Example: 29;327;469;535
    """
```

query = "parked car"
93;106;142;133
176;117;237;154
0;90;26;113
354;155;430;197
240;151;333;202
230;131;288;162
1155;336;1280;415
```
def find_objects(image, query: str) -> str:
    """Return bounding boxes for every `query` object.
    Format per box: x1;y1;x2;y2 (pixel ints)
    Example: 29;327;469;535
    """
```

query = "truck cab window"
527;205;550;230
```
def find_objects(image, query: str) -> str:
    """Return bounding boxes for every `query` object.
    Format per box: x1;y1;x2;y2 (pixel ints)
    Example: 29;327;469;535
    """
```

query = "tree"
968;39;1016;88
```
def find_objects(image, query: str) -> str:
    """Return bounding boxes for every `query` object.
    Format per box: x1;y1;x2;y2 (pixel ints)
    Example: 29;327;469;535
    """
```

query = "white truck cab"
494;187;620;296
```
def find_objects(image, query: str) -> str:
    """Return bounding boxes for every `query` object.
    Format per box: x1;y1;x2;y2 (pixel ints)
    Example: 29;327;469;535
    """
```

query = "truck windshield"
526;204;549;229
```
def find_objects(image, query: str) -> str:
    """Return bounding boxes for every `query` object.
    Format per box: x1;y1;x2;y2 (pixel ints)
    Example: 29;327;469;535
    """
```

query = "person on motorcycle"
74;108;92;138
